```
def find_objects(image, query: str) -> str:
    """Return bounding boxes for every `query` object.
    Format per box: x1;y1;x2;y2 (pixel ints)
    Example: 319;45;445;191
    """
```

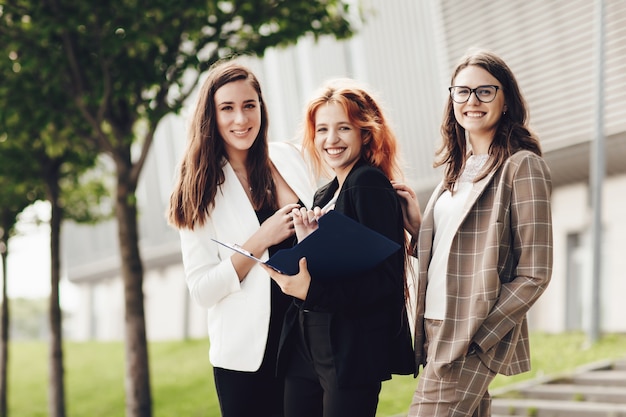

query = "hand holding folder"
212;210;400;280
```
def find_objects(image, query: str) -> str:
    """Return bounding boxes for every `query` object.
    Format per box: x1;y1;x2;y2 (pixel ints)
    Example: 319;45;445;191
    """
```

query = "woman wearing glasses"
394;49;553;416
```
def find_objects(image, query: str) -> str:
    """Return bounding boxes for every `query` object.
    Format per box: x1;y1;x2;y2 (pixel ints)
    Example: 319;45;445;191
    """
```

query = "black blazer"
278;159;415;388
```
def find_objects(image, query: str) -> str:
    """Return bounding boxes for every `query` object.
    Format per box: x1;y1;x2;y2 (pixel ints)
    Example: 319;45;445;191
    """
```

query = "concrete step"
572;370;626;387
491;398;626;417
519;383;626;403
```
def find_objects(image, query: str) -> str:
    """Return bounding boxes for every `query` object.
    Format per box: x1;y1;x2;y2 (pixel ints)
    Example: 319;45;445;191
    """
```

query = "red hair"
301;79;403;181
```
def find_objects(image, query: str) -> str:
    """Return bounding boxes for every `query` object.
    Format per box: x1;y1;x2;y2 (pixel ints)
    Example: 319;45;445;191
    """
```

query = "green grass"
8;332;626;417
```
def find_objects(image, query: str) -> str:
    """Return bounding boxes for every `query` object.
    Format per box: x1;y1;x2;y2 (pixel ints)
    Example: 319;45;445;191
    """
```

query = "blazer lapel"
417;182;444;276
446;169;498;241
465;170;496;213
212;161;262;251
418;168;496;273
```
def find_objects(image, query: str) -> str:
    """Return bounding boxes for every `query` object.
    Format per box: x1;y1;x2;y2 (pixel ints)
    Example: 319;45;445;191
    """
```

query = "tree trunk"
0;219;9;417
115;168;152;417
48;179;66;417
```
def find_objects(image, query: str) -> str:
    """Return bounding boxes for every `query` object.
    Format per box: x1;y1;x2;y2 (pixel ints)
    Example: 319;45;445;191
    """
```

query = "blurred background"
15;0;626;340
3;0;625;346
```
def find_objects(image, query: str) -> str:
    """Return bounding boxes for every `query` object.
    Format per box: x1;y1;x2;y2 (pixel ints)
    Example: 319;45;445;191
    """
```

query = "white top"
425;154;489;319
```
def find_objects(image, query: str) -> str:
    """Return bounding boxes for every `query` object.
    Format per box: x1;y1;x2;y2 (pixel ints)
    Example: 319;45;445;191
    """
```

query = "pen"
314;196;338;222
320;196;338;213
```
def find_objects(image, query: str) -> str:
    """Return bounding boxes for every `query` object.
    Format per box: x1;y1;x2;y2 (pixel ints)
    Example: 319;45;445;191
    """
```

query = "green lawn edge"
9;332;626;416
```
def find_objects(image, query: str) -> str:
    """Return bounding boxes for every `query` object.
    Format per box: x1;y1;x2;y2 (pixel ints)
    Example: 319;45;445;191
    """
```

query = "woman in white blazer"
168;59;315;417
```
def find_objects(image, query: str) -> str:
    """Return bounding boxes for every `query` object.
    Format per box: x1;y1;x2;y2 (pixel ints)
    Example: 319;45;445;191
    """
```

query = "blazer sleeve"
270;141;316;209
179;219;243;310
473;153;553;351
302;168;405;312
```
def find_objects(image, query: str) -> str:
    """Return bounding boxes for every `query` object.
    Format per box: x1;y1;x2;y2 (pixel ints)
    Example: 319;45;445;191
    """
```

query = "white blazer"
179;142;316;371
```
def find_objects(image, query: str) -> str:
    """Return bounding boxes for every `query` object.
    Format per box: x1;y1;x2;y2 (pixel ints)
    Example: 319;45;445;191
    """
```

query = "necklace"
233;169;252;192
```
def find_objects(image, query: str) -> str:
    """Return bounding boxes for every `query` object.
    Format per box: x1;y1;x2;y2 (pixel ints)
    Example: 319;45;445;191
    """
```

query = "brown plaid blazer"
414;150;553;376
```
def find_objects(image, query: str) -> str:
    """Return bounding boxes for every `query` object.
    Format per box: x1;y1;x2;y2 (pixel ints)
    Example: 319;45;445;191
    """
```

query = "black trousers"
212;282;288;417
283;310;381;417
213;358;284;417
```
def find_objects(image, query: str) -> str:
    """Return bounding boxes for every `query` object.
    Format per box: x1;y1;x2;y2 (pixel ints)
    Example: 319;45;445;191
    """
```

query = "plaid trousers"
408;319;496;417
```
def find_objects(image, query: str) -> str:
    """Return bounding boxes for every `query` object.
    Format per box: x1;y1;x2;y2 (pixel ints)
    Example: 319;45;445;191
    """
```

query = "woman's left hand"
391;180;422;240
261;257;311;300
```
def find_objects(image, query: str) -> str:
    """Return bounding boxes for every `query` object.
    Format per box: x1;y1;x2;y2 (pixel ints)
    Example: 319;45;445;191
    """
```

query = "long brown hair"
301;78;404;182
168;59;275;229
437;49;542;191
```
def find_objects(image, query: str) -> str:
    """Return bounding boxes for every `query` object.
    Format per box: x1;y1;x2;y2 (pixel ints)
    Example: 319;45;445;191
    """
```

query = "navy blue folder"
213;210;401;279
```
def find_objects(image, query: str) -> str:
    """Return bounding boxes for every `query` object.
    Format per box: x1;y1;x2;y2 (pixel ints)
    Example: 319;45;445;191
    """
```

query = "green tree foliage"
1;1;355;416
1;6;108;416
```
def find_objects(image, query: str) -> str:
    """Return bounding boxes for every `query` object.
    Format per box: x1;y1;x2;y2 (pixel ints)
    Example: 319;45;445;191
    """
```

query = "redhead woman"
263;78;415;417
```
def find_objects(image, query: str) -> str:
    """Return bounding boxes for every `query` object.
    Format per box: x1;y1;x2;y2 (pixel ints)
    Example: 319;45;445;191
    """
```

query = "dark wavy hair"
436;48;542;191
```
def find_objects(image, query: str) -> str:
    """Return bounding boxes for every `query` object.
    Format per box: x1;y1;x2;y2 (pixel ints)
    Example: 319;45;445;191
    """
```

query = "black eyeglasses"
448;85;500;103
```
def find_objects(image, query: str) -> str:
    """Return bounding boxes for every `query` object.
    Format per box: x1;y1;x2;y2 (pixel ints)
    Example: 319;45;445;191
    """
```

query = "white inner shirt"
424;154;489;319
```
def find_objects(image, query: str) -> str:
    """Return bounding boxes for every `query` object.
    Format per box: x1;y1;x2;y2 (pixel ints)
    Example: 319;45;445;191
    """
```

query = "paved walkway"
491;357;626;417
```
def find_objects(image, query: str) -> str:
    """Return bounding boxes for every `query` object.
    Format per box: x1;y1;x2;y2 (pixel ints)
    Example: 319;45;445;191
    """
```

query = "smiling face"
313;101;363;183
214;79;262;158
452;65;507;147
